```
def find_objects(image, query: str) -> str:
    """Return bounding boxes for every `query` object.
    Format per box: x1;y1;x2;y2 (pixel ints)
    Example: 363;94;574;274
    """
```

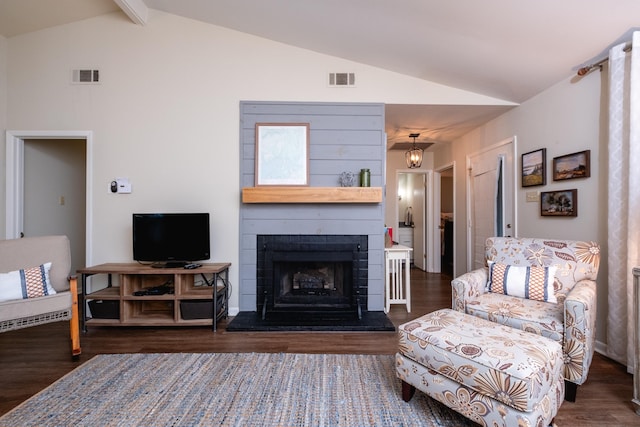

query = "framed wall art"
540;189;577;217
521;148;546;187
255;123;310;186
552;150;590;181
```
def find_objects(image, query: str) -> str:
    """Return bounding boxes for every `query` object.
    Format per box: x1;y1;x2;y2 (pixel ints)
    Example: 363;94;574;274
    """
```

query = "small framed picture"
540;189;577;217
255;123;310;186
552;150;590;181
521;148;546;187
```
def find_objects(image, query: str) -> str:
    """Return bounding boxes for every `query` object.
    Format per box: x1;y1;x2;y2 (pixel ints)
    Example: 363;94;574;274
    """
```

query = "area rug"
0;353;474;427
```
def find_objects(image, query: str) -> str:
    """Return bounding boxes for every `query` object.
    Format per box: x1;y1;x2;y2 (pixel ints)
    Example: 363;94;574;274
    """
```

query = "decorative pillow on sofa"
487;262;557;303
0;262;56;303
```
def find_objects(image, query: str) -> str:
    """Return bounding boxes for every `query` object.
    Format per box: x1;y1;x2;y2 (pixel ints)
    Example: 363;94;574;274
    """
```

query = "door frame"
395;169;440;272
5;130;94;265
465;136;517;271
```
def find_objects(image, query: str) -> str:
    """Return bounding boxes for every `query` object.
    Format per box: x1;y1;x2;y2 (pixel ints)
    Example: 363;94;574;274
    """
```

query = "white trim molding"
113;0;149;26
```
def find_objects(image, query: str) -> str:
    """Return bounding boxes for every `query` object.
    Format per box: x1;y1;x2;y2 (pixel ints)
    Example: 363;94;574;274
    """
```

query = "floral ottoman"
396;309;564;427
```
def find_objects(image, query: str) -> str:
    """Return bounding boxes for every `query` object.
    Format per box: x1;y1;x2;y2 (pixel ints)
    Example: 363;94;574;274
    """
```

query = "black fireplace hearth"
226;234;394;332
225;310;395;332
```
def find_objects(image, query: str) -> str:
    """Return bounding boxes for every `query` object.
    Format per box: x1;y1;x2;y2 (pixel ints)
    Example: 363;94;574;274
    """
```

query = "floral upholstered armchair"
451;237;600;401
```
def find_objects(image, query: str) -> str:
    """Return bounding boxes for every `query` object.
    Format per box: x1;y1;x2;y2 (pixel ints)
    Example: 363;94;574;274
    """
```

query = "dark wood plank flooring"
0;269;637;425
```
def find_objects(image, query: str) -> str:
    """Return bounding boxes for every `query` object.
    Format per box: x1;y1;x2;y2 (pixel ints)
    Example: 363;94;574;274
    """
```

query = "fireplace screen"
274;259;351;310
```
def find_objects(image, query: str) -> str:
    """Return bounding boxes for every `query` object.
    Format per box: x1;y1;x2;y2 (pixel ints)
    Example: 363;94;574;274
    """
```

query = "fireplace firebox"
257;235;368;320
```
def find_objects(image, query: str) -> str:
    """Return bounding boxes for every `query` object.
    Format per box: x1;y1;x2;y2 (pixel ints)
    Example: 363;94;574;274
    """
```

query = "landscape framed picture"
552;150;590;181
521;148;546;187
255;123;310;186
540;189;577;217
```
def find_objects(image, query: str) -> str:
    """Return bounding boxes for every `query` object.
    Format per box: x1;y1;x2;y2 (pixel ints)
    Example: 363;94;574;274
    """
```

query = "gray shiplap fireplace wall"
238;101;386;312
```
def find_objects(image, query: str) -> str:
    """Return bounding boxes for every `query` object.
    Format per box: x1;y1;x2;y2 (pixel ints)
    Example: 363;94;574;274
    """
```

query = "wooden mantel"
242;187;382;204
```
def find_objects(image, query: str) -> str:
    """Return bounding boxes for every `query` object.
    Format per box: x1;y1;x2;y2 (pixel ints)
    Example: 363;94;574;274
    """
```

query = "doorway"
396;172;425;270
438;165;454;276
466;137;516;271
5;130;93;272
395;169;445;273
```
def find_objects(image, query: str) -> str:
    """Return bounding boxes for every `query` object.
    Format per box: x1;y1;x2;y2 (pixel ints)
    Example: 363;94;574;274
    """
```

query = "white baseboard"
594;339;607;356
594;339;634;374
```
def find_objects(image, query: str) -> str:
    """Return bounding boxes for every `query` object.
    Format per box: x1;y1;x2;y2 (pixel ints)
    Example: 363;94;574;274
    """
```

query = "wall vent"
72;69;100;84
328;72;355;87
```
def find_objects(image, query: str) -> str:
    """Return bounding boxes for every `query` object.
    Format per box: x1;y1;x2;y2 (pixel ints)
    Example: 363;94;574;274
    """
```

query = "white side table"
384;245;413;313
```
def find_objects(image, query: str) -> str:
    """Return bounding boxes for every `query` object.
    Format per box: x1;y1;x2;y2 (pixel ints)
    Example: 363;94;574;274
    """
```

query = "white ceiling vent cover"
72;69;100;84
328;72;355;87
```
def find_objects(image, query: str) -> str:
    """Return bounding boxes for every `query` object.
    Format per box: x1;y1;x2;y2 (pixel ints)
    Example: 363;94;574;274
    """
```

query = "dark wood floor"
0;269;637;425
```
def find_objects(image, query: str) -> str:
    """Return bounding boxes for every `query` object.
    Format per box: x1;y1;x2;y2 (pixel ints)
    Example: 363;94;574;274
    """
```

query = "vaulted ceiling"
2;0;639;147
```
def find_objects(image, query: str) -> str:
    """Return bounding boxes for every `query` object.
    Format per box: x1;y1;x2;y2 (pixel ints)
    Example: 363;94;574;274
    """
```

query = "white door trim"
5;130;94;265
425;169;439;272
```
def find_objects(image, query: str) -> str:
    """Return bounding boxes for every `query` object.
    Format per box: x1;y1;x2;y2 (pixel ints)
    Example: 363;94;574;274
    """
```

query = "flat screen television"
132;213;210;268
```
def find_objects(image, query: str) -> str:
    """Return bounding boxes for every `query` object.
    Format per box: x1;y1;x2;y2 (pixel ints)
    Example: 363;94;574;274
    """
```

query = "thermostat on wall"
109;178;132;194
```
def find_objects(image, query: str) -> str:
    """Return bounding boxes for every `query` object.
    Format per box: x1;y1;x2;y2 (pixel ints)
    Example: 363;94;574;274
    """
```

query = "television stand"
78;263;231;332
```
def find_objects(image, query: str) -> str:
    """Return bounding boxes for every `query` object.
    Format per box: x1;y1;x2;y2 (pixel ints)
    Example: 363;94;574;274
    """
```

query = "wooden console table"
78;263;230;332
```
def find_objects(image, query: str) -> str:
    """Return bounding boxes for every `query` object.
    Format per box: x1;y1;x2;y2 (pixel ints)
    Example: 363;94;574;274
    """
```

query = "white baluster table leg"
384;245;413;313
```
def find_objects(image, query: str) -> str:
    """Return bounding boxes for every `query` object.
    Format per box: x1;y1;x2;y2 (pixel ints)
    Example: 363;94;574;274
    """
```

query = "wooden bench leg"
69;276;82;359
401;380;416;402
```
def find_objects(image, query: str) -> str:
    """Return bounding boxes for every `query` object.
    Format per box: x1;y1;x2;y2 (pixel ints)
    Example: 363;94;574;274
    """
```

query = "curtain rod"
577;42;632;76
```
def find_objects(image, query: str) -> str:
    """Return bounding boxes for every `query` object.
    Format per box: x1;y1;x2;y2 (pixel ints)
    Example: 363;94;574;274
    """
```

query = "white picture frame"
255;123;310;186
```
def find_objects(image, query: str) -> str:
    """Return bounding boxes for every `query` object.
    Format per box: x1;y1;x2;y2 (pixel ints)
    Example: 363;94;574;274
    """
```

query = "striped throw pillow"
487;262;557;303
0;262;56;302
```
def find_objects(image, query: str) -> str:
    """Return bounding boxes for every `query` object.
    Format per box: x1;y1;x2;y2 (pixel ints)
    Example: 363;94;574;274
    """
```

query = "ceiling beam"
113;0;148;26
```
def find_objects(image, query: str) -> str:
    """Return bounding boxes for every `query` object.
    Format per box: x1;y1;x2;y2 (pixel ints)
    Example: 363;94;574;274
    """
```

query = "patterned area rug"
0;353;474;427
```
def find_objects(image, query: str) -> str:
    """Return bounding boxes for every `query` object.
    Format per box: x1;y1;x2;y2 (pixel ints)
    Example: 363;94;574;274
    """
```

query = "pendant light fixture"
405;133;423;168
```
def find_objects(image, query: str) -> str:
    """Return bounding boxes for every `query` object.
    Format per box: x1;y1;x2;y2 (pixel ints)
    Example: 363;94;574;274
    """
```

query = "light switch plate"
116;178;132;193
526;191;539;202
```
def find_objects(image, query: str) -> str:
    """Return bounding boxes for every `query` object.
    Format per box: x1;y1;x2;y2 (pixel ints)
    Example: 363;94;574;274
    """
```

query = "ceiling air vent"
72;69;100;84
328;72;355;87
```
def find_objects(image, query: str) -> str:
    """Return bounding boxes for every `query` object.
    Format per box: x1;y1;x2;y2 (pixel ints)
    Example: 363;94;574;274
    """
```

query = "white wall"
434;70;608;344
3;10;511;313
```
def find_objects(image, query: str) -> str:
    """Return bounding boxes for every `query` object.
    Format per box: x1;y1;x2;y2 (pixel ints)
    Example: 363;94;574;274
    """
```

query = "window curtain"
607;31;640;371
